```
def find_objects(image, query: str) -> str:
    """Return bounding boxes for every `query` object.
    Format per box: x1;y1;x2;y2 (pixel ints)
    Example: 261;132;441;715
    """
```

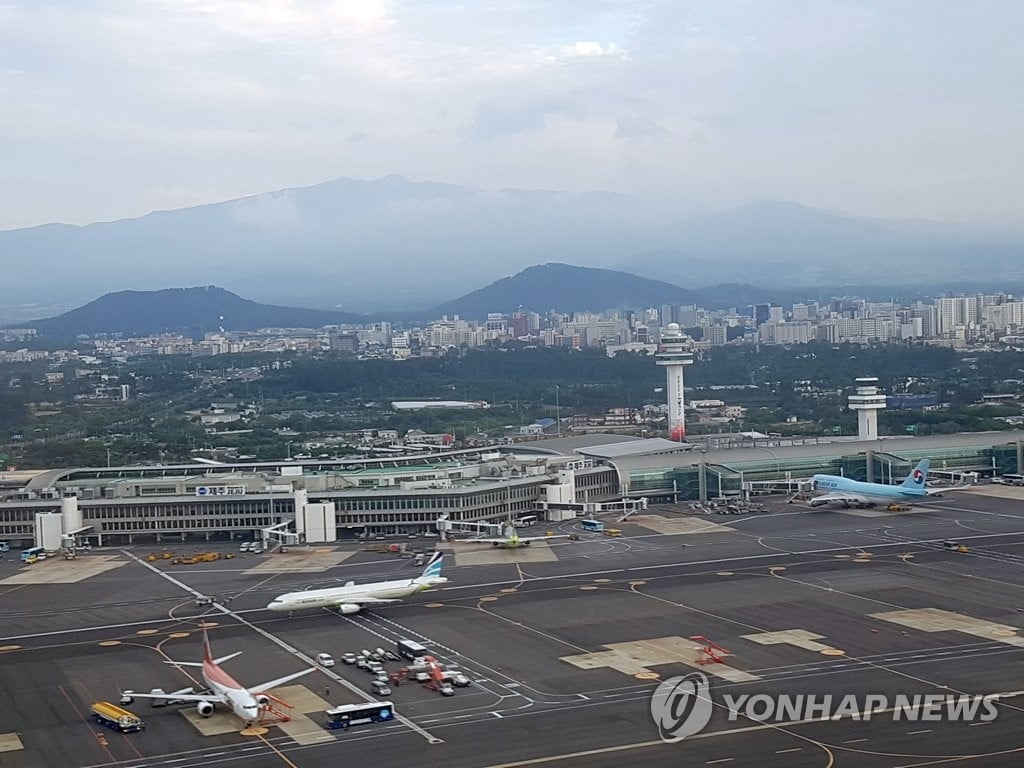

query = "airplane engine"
255;694;271;708
337;604;361;615
196;701;214;717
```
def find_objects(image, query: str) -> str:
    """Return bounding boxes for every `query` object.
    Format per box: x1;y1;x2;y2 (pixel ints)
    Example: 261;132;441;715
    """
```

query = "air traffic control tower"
656;323;694;441
849;376;887;440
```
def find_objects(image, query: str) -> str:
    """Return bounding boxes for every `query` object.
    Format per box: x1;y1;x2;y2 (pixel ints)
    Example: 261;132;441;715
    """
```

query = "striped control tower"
656;323;694;441
848;377;886;440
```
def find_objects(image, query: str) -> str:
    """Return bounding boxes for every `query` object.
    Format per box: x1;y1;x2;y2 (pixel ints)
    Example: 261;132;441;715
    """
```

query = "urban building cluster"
5;293;1024;367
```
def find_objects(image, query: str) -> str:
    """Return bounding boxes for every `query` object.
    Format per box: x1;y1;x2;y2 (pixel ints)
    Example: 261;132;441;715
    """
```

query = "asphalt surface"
3;489;1024;767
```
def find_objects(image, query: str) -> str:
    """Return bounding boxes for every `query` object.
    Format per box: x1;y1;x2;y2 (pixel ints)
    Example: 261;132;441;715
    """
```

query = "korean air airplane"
809;459;953;508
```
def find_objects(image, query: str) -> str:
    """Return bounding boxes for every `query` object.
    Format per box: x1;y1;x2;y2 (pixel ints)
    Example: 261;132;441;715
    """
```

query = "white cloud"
0;0;1022;229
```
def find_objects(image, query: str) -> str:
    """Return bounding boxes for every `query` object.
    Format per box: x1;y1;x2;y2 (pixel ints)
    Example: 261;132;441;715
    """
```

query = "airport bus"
513;515;539;528
580;519;605;532
1001;473;1024;486
324;701;395;730
20;546;46;563
396;638;428;661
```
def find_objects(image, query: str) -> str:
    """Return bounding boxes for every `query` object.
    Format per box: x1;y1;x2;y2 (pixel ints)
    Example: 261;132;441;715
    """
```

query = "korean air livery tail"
416;551;447;586
900;459;930;489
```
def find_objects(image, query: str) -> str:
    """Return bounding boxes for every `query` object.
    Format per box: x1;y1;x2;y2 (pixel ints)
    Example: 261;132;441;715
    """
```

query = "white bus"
325;702;395;730
513;515;539;528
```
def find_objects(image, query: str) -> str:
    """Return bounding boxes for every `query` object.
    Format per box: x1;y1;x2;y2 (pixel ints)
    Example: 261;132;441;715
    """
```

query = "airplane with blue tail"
266;551;447;613
810;459;957;508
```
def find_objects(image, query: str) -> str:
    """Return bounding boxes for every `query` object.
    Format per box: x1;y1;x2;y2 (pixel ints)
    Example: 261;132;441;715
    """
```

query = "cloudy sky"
2;0;1022;231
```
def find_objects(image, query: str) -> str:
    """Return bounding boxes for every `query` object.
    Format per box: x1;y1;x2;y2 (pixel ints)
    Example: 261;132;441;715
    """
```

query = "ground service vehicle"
581;519;605;532
324;701;395;730
397;639;428;661
0;542;10;552
91;701;145;733
602;528;622;537
21;546;45;563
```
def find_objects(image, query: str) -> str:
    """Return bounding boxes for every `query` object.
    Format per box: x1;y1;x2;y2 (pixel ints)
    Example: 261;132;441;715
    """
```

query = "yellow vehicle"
602;528;622;537
91;701;144;733
195;552;220;563
179;557;199;565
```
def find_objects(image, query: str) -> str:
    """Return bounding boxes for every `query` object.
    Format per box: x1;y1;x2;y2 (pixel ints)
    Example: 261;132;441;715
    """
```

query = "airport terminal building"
2;432;1023;548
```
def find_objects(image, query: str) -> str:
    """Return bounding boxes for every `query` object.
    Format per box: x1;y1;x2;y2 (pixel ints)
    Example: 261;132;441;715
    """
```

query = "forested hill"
25;286;366;337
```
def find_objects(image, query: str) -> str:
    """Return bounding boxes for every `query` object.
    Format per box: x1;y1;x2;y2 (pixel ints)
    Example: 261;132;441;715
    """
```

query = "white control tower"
655;323;694;441
848;377;886;440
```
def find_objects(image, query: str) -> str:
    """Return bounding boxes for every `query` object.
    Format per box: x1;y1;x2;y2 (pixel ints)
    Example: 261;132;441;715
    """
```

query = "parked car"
239;542;251;552
445;670;471;687
355;657;369;670
316;653;335;667
439;682;455;696
341;652;358;665
370;680;392;696
250;545;263;555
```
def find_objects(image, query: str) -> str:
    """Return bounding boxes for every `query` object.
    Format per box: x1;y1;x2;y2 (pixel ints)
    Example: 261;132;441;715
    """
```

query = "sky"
2;0;1023;231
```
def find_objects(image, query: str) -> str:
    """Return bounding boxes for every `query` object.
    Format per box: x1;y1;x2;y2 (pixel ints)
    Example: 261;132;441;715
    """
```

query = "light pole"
555;385;561;436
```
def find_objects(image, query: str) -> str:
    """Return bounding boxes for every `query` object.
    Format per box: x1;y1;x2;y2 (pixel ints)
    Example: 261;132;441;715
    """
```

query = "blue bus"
21;546;46;563
325;701;395;730
581;519;605;532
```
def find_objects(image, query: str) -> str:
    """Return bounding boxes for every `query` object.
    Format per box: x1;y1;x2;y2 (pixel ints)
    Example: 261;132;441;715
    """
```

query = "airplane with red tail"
120;627;314;725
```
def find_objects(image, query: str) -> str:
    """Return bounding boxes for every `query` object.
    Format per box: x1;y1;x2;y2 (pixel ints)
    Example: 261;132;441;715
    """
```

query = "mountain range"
2;175;1022;315
22;266;776;337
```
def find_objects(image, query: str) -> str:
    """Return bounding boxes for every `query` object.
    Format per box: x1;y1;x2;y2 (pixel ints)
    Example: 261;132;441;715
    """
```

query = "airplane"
120;627;314;726
266;551;447;613
809;459;956;508
461;522;569;549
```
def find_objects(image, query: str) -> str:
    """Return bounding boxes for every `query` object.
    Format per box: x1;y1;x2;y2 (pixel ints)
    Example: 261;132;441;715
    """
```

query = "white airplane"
266;551;447;613
462;522;569;549
120;628;314;726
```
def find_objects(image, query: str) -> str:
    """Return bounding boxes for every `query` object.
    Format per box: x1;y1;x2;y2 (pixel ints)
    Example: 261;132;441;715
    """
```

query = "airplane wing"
809;492;870;507
327;596;400;606
250;667;316;693
465;535;569;544
122;689;222;704
516;535;569;543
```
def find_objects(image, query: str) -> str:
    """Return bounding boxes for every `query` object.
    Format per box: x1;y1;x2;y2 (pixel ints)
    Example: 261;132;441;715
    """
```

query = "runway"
3;488;1024;766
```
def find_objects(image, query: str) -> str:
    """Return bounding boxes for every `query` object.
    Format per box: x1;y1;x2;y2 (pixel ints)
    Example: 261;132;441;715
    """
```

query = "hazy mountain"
2;178;1022;315
428;263;772;317
628;200;1024;287
26;286;366;338
0;176;657;313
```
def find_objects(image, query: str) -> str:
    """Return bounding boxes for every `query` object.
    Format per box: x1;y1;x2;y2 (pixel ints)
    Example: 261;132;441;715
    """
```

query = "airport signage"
195;485;246;497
